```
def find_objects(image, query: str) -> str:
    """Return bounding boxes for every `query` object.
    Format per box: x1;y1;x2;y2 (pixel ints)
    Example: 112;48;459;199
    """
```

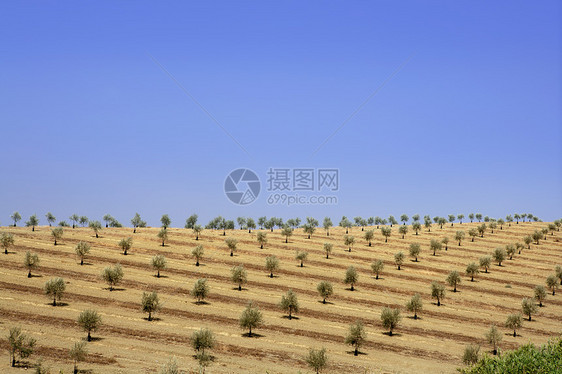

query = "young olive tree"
534;285;547;307
295;251;308;267
191;328;215;366
493;247;506;266
282;226;294;243
305;347;328;374
479;256;492;273
344;235;355;252
345;321;366;356
231;265;247;291
1;232;15;254
317;281;333;304
119;237;133;255
430;239;442;256
239;302;263;337
24;251;39;278
51;227;63;245
77;309;101;341
192;245;204;266
25;214;39;231
69;341;87;374
323;217;332;236
89;221;102;238
546;274;558;295
141;291;161;321
394;251;404;270
157;228;168;246
279;289;299;319
381;227;391;243
265;256;279;278
398;225;408;239
409;243;421;262
486;325;502;355
431;281;445;306
364;230;374;246
380;307;401;336
344;266;359;291
521;297;538;321
45;277;66;306
324;243;333;259
257;231;267;249
455;231;465;246
446;270;461;292
75;241;90;265
406;293;423;319
8;326;36;367
192;279;209;304
152;255;167;277
505;313;522;337
371;260;384;280
101;264;124;291
466;262;479;282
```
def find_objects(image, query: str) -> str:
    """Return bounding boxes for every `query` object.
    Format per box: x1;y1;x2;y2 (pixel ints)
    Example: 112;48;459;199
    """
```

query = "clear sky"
1;1;561;227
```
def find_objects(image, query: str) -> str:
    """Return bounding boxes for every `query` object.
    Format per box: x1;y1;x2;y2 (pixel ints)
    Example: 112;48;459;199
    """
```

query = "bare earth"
1;221;561;373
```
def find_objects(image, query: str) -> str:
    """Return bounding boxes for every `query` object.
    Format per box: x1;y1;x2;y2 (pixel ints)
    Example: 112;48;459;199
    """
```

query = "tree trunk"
437;299;440;306
88;331;91;341
350;284;354;291
369;242;371;246
308;234;310;239
148;312;152;321
513;330;516;337
389;330;393;336
74;364;78;374
96;233;99;238
248;327;252;337
354;347;358;356
157;270;160;278
28;270;31;278
300;261;303;267
12;355;15;367
348;247;351;252
414;312;417;319
285;238;288;243
81;258;84;265
53;297;57;306
270;272;273;278
54;239;57;245
376;274;379;280
260;244;263;249
238;284;241;291
196;260;199;266
32;226;35;231
230;251;233;256
323;298;326;304
326;254;329;259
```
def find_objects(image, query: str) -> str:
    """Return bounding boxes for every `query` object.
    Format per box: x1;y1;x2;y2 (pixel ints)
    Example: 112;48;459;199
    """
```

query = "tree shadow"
104;287;126;292
382;331;402;337
88;336;104;342
29;274;43;278
344;287;357;291
266;274;279;278
410;259;420;263
193;300;210;305
142;317;162;322
241;332;264;338
80;262;94;266
281;315;300;320
153;274;169;279
346;350;367;356
190;354;216;362
318;300;334;305
406;316;422;320
231;287;247;291
46;302;69;307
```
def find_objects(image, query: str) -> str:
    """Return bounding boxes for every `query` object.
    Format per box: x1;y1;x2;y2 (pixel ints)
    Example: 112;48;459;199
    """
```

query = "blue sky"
1;1;560;227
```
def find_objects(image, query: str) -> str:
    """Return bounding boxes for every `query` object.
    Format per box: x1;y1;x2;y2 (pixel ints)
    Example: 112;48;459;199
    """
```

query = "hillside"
1;221;561;373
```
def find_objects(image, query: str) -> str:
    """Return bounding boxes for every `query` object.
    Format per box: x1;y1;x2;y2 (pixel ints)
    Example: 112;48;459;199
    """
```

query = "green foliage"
281;226;294;242
493;248;506;266
446;270;461;292
77;309;101;341
317;281;333;304
344;266;358;291
24;251;39;277
381;227;392;242
406;293;423;319
231;265;247;290
323;217;332;235
1;231;15;254
295;251;308;267
505;313;522;337
151;254;167;277
239;301;263;336
159;357;180;374
430;239;442;256
323;242;333;259
459;338;562;373
25;214;39;230
157;228;168;246
345;321;366;356
455;230;465;245
256;231;267;248
119;237;133;255
412;222;421;234
371;259;384;279
431;281;445;306
192;244;204;266
364;229;374;246
398;225;408;238
141;291;161;321
101;264;124;291
466;262;479;281
344;235;355;251
131;213;146;232
51;227;63;245
89;220;102;238
546;274;558;295
75;241;91;265
193;224;203;240
8;326;36;367
45;212;56;226
462;344;480;366
265;255;279;277
305;347;328;374
380;307;401;335
394;251;404;270
409;243;421;261
479;256;492;273
486;325;502;355
45;277;66;306
191;328;215;356
160;214;171;229
192;278;209;303
521;297;538;321
279;289;299;319
11;211;22;226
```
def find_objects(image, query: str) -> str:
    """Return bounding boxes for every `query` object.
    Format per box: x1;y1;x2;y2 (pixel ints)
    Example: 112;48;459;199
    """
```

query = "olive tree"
193;224;203;240
69;341;87;374
479;256;492;273
505;313;522;337
446;270;461;292
431;281;445;306
406;293;422;319
324;243;333;259
409;243;421;262
282;226;294;243
239;301;263;337
192;279;209;303
345;321;366;356
101;264;124;291
279;289;299;319
523;235;532;249
398;225;408;239
46;212;56;226
157;228;168;246
463;344;480;365
296;251;308;267
344;266;358;291
131;213;146;233
534;285;547;307
265;256;279;278
468;228;478;242
493;247;506;266
257;232;267;249
45;277;66;306
1;232;15;254
468;213;475;223
364;230;374;246
75;241;91;265
381;227;391;243
51;227;63;245
455;231;465;246
79;216;89;227
305;347;328;374
191;328;215;365
8;326;36;367
25;214;39;231
160;214;171;229
556;265;562;285
477;223;486;238
546;274;558;295
430;239;442;256
371;259;384;280
118;237;133;255
231;265;247;291
394;251;404;270
89;220;102;238
77;309;101;341
466;262;479;281
303;223;316;239
224;237;237;256
152;255;167;277
323;217;332;236
506;244;516;260
317;281;333;304
141;291;161;321
521;297;538;321
24;251;39;278
442;237;449;251
344;235;355;252
380;307;401;336
11;211;22;226
532;230;542;245
192;245;204;266
486;325;502;355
